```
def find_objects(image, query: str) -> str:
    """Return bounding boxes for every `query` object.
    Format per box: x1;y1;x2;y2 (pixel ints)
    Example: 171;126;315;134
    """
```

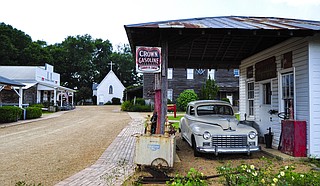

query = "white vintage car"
180;100;260;156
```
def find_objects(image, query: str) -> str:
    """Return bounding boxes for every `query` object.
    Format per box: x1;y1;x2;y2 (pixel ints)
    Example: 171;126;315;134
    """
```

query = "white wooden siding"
240;37;309;149
96;71;125;105
309;38;320;157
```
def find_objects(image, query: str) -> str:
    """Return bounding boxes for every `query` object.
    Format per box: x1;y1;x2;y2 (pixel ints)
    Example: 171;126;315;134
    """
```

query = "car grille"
212;135;248;147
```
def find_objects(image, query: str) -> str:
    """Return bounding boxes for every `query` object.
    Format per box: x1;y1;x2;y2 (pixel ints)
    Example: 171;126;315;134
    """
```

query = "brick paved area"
55;112;145;186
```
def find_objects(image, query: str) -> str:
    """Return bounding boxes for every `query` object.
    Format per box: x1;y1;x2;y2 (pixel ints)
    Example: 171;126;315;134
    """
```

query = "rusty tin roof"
125;16;320;69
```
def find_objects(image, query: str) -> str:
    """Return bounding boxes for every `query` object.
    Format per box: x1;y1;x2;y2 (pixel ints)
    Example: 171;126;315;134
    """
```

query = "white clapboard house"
0;64;75;109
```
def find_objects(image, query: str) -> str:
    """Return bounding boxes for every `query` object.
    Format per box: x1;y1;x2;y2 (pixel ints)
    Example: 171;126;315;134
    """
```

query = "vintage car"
180;100;260;156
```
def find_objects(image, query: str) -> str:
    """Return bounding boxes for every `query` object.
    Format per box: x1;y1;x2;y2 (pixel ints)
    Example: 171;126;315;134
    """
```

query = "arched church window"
109;85;113;94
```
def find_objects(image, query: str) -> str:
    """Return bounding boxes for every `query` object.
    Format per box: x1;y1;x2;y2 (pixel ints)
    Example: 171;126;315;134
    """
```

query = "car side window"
217;105;233;115
190;106;195;116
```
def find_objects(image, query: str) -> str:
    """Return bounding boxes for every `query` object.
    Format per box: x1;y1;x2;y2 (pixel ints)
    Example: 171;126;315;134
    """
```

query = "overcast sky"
1;0;320;46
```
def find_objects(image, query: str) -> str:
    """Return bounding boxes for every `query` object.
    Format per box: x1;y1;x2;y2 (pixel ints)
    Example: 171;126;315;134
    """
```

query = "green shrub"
25;107;42;119
121;99;151;112
104;101;112;105
131;104;152;112
30;104;44;108
176;90;198;111
121;100;133;111
221;98;230;103
166;168;208;186
217;158;320;185
134;98;145;105
0;106;22;123
111;97;121;105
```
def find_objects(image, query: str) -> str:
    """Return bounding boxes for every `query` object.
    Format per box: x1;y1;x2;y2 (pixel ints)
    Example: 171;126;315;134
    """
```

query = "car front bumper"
197;145;261;155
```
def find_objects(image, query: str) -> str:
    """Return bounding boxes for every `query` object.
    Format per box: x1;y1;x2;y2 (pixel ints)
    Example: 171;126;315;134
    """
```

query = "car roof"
188;100;231;106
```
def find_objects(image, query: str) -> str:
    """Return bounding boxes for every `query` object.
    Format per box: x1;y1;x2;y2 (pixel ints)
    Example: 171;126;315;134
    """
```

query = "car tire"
192;136;201;157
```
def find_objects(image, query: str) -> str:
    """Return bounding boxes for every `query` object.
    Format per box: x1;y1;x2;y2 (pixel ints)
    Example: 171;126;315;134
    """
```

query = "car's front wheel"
192;136;201;157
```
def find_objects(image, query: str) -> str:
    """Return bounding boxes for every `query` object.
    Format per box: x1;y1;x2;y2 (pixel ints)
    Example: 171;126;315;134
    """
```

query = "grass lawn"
167;115;183;130
167;115;183;121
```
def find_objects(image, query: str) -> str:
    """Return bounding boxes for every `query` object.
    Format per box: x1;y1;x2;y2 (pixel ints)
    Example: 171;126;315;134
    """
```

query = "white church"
92;62;125;105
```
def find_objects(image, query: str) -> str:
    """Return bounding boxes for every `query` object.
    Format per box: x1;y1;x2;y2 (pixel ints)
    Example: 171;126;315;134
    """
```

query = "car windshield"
196;104;234;116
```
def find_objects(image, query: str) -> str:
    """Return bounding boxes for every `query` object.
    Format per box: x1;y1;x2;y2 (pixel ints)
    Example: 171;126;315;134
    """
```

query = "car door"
183;105;195;143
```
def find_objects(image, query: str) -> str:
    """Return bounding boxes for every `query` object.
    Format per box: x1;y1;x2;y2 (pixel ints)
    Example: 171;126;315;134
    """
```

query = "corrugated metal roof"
0;76;25;87
126;16;320;30
0;66;36;80
125;16;320;69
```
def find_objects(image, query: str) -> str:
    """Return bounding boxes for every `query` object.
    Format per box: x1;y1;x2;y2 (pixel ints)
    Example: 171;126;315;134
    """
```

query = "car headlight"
203;131;211;140
248;131;257;139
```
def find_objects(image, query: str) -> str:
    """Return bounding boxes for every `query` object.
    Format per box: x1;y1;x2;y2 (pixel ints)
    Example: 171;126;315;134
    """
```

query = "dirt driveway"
0;106;131;186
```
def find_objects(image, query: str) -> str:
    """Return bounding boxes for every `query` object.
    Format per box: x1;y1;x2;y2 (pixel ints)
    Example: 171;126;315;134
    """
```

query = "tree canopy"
199;77;219;100
0;22;141;103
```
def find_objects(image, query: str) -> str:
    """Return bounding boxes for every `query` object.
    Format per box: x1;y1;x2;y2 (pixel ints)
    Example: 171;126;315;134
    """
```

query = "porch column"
71;92;74;106
37;90;41;103
18;87;23;108
53;88;57;106
60;91;63;107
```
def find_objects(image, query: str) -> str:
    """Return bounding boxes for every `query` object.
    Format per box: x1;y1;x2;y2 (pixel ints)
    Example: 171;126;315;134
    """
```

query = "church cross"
108;61;114;71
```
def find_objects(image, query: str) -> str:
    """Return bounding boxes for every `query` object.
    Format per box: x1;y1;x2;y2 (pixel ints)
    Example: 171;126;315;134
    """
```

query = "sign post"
133;43;175;169
136;46;163;134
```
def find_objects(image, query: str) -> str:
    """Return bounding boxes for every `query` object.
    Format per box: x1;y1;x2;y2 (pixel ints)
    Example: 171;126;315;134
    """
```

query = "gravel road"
0;106;131;186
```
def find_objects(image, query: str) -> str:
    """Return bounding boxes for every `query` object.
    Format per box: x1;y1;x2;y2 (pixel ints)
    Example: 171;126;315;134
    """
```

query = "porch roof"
37;82;76;92
125;16;320;69
0;76;25;87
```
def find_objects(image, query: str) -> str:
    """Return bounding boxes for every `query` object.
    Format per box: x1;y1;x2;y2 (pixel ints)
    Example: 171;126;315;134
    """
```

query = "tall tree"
111;44;142;87
19;40;52;65
0;23;32;65
49;35;114;103
199;77;219;100
0;23;142;103
57;35;95;89
91;38;113;83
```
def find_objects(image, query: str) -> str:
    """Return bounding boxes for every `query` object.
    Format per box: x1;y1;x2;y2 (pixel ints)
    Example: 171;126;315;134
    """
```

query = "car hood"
193;115;239;130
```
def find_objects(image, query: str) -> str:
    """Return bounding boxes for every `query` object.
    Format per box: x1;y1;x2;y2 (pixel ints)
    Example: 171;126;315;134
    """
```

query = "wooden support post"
153;39;168;135
154;73;161;134
160;39;168;134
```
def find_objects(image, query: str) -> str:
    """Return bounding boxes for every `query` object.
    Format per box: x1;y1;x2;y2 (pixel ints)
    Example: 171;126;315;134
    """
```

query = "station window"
207;69;215;79
187;69;194;79
109;85;113;94
168;68;173;79
247;82;254;116
282;73;294;119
